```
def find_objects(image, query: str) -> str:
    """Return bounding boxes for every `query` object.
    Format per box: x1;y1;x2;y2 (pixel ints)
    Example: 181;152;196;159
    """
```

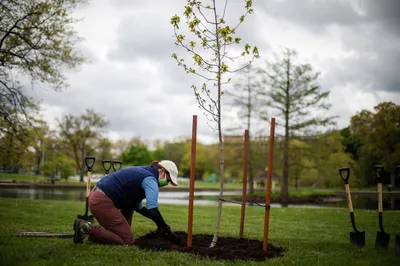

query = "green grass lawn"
0;198;399;265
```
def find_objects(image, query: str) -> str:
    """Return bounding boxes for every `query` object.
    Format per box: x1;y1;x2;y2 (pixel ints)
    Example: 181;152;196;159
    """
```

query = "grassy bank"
0;198;399;265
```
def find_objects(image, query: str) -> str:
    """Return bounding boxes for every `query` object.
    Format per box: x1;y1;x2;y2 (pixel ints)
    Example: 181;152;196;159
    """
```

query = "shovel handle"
86;171;91;197
345;184;354;212
85;156;96;171
112;160;122;172
339;167;350;184
378;187;386;233
378;183;383;212
375;165;387;233
102;160;112;174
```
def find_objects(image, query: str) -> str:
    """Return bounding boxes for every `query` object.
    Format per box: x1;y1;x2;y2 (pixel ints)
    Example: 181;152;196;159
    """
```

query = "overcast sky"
27;0;400;145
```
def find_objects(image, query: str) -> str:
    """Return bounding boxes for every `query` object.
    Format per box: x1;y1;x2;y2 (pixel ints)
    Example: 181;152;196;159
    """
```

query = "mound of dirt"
135;231;284;262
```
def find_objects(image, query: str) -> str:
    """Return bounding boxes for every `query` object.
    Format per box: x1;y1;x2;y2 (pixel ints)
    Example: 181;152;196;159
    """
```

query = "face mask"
158;179;168;187
158;171;168;187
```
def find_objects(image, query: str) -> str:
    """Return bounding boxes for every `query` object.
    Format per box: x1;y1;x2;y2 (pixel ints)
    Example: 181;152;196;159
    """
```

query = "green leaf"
170;15;181;29
184;5;192;17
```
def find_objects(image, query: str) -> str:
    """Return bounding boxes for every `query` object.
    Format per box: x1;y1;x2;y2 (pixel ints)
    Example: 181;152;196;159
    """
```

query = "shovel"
102;160;112;175
77;156;95;225
339;167;365;247
112;160;122;172
374;165;390;250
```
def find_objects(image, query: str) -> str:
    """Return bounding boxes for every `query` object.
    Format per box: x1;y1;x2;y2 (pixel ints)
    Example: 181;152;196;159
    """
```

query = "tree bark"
210;0;223;247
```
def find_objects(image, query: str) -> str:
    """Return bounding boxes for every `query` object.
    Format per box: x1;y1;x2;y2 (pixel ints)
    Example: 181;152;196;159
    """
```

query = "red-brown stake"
187;115;197;247
239;129;249;239
263;118;276;251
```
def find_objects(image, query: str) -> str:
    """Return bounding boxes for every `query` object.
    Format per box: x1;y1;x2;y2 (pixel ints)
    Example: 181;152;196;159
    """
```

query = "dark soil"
135;231;284;262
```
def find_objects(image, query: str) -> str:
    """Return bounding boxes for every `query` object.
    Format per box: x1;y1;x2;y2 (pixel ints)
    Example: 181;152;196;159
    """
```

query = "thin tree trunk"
210;138;224;248
282;121;289;201
248;148;254;194
247;74;254;194
210;0;223;248
281;60;290;202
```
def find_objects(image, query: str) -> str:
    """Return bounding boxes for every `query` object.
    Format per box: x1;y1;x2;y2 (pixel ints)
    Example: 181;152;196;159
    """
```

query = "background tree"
340;127;360;160
180;140;214;180
259;48;336;201
0;113;40;173
350;102;400;187
226;64;261;193
171;0;259;247
308;131;358;188
0;0;85;134
288;139;310;189
28;121;50;175
94;137;114;173
56;155;76;181
121;144;153;167
223;135;244;182
58;109;108;182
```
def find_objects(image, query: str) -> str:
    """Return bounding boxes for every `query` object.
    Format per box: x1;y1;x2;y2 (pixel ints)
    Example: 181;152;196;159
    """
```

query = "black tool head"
350;231;365;247
85;156;96;171
102;160;112;174
77;214;94;225
112;160;122;172
375;231;390;250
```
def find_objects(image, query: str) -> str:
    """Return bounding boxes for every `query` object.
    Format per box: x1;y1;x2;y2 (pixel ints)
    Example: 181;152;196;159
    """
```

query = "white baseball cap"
158;160;178;186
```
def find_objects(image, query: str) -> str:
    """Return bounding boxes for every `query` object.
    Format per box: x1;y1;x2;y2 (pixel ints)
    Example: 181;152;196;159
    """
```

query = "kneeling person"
73;160;178;245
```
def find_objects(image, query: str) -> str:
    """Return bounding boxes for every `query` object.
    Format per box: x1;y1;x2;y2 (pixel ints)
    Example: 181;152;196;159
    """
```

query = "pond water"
0;187;302;208
0;187;399;210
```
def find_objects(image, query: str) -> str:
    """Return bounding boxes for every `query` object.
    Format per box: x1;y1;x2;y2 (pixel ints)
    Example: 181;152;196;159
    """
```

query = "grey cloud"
321;22;400;93
256;0;400;30
254;0;400;94
29;0;400;145
107;13;176;61
256;0;362;29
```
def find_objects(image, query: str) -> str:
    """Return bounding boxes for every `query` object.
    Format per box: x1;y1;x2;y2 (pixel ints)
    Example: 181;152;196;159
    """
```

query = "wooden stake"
187;115;197;247
239;129;249;239
263;118;275;251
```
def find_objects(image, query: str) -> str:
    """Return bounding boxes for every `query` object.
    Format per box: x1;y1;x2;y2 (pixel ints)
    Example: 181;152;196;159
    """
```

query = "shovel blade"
350;231;365;247
77;214;94;225
375;231;390;249
395;235;400;255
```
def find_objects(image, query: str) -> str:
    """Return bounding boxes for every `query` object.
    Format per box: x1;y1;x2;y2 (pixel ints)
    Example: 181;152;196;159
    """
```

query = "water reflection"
0;187;399;210
327;194;400;210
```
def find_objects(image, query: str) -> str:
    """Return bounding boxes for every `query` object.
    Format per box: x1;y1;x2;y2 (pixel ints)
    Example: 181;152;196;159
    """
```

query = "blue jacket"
96;166;159;210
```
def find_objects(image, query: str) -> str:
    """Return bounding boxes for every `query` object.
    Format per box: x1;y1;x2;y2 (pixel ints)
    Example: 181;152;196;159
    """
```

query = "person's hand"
156;225;179;243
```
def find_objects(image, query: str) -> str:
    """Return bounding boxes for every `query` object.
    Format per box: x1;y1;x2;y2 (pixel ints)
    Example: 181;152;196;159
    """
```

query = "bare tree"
58;109;108;182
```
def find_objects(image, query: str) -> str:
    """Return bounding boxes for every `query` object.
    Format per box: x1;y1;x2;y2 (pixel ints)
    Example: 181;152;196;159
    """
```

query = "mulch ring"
135;231;284;262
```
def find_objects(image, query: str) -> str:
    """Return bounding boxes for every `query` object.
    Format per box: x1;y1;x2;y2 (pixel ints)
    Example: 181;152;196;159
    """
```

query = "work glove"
156;224;174;238
156;224;180;244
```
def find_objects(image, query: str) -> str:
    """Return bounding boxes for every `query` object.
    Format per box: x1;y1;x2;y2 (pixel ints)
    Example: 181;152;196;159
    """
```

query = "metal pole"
263;118;275;251
239;129;249;239
187;115;197;247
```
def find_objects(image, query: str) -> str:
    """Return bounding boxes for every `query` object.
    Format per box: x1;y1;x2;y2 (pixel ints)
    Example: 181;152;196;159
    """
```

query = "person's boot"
73;219;92;244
